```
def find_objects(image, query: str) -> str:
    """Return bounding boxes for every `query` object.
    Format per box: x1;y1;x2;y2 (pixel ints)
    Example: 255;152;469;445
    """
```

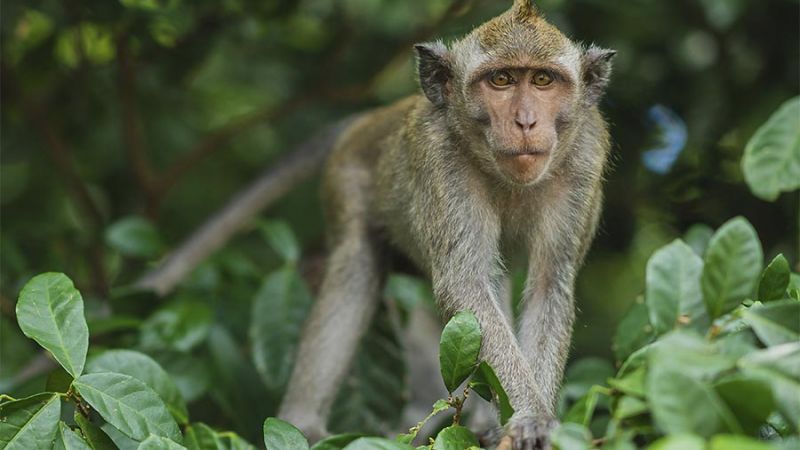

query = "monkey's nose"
514;111;536;133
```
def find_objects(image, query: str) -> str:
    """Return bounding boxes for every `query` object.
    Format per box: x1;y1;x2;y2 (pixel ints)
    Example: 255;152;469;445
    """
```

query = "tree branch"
134;117;358;296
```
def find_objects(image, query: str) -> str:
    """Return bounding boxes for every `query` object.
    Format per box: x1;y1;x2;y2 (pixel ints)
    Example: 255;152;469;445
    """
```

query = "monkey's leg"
278;229;384;442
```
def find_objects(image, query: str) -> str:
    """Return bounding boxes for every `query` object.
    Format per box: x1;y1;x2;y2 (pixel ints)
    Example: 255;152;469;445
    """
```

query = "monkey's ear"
415;42;452;108
582;45;616;105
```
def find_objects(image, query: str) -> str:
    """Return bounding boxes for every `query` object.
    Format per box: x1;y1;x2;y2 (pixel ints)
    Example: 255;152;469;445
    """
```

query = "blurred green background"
2;0;798;443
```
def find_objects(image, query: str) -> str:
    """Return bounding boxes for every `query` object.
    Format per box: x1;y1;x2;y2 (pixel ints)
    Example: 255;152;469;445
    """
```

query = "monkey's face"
467;64;577;185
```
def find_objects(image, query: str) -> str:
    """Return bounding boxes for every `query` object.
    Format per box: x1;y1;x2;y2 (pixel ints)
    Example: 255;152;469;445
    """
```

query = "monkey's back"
320;96;420;243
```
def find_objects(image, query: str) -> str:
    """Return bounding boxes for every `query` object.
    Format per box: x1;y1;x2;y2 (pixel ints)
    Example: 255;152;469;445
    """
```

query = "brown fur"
279;2;614;449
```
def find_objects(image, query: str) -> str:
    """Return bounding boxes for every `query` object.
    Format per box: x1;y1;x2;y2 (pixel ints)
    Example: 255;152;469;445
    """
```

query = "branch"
116;35;158;208
3;65;110;295
134;117;358;296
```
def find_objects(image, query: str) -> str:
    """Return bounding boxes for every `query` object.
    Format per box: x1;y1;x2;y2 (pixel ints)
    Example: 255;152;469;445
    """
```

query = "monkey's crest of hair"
471;0;571;63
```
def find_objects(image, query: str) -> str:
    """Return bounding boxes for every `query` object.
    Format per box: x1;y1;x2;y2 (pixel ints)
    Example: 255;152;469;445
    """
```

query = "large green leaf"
137;435;187;450
742;96;800;201
207;326;271;442
738;342;800;431
469;361;513;425
742;299;800;346
438;311;481;393
249;266;313;393
714;375;775;435
758;254;791;301
645;239;705;334
87;349;188;424
16;273;89;378
646;332;740;436
54;422;93;450
0;393;61;450
73;372;182;443
431;425;479;450
329;311;406;435
263;418;308;450
701;217;763;319
648;368;738;437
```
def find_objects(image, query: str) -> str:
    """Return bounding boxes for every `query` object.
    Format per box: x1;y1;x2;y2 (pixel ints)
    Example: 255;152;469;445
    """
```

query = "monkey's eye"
489;71;514;87
532;71;553;87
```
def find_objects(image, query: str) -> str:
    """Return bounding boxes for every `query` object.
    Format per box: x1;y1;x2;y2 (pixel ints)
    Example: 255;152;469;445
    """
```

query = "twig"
116;35;159;214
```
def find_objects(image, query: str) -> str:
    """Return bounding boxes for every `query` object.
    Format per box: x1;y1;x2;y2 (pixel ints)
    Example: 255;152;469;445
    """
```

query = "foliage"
2;0;799;449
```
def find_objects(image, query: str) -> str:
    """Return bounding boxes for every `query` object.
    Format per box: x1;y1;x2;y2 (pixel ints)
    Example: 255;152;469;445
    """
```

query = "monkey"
277;1;615;449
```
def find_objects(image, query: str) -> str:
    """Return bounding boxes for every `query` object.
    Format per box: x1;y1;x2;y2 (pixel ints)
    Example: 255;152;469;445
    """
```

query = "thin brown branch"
3;66;110;296
116;35;158;211
153;93;313;195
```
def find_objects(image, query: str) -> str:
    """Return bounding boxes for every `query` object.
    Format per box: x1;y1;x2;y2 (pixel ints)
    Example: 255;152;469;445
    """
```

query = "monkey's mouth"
497;148;549;158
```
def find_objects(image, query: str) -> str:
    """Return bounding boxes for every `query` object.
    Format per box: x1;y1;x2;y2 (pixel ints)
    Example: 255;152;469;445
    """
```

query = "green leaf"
563;388;601;427
645;240;705;334
16;273;89;378
562;358;615;401
105;216;163;259
645;434;705;450
55;422;93;450
140;301;213;352
648;369;737;437
742;299;800;346
742;96;800;201
384;274;434;310
431;425;479;450
612;300;654;362
101;422;139;450
250;267;313;393
701;217;763;319
438;311;481;393
259;220;301;264
74;411;117;450
683;224;714;257
329;311;406;435
646;332;740;437
87;349;188;424
470;362;514;425
758;254;791;301
738;342;800;431
612;395;647;420
309;433;364;450
708;434;775;450
207;326;270;439
185;423;225;450
714;375;775;435
138;435;187;450
73;372;182;443
263;418;309;450
341;437;414;450
551;423;592;450
0;393;61;450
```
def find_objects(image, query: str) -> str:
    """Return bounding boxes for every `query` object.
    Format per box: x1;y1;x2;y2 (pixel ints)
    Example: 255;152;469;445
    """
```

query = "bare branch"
134;117;358;296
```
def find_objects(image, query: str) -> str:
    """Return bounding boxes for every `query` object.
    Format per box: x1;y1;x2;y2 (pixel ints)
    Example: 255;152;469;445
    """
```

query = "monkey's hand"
505;414;559;450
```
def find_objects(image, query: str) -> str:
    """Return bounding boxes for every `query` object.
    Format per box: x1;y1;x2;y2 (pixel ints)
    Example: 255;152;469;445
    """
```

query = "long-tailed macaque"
278;1;615;448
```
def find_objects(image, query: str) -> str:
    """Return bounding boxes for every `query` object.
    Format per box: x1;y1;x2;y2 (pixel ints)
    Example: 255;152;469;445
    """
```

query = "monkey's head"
415;0;615;186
